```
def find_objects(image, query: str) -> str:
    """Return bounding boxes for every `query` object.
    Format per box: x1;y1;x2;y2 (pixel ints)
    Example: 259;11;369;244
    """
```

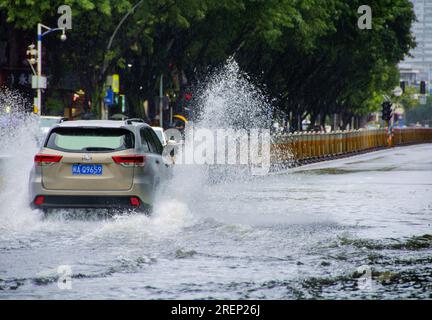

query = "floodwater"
1;61;431;299
0;144;431;299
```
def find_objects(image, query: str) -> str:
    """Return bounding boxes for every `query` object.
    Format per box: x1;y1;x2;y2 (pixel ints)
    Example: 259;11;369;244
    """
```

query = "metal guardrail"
393;128;432;145
271;128;432;164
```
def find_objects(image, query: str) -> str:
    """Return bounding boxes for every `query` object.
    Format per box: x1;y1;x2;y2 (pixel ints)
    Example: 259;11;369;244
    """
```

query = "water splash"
83;200;195;242
0;88;41;231
0;58;272;233
0;89;197;240
193;57;271;130
161;58;273;218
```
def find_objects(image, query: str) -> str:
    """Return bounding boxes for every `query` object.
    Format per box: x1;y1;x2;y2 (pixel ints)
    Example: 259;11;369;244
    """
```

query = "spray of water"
176;58;272;183
0;58;272;235
0;88;42;231
158;58;273;218
194;57;271;130
0;89;196;238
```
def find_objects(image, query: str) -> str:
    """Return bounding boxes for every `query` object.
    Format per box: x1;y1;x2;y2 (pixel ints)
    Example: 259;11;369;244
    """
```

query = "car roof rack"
125;118;145;125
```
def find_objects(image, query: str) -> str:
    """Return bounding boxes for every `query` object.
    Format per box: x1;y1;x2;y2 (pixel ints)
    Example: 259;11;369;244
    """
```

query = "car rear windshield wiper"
82;147;116;151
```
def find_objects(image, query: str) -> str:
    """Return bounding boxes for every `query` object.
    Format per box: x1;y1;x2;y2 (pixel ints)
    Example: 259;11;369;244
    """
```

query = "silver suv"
29;119;171;213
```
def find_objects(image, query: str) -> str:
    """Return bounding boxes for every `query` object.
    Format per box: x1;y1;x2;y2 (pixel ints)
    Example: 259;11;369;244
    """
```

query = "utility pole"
30;23;66;116
36;23;42;116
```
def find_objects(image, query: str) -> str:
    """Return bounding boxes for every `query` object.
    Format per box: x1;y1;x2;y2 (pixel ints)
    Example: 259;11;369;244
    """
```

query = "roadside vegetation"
0;0;416;128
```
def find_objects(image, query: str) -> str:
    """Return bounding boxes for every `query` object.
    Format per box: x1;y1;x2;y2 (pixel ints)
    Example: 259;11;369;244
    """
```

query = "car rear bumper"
29;171;155;206
30;195;150;211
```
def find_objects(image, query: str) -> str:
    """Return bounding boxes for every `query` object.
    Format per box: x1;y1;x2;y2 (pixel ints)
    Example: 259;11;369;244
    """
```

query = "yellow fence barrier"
272;128;432;164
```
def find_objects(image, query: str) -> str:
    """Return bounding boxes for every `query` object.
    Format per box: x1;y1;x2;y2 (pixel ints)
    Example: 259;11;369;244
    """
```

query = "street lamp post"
33;23;66;116
36;24;42;116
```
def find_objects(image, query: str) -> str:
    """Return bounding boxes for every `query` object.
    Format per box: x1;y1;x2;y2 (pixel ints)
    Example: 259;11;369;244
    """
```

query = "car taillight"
34;154;63;166
34;196;45;205
130;197;140;207
112;155;145;167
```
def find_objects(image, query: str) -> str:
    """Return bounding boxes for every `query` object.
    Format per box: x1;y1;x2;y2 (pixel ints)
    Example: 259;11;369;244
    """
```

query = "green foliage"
0;0;416;121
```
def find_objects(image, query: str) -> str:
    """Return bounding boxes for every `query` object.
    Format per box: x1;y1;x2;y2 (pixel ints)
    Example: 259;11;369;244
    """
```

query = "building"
399;0;432;85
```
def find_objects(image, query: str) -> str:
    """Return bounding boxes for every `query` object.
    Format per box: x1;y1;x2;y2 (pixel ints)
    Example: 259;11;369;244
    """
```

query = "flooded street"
1;0;431;305
1;144;431;299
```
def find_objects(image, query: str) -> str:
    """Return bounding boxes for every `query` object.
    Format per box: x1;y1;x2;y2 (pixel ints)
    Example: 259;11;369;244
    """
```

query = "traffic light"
420;81;426;94
381;101;393;121
26;44;37;65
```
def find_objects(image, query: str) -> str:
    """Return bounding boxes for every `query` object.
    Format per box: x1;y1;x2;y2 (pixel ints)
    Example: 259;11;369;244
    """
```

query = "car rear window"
46;127;135;152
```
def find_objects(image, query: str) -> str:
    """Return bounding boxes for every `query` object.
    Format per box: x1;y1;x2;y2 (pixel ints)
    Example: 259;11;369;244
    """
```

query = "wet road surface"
0;144;431;299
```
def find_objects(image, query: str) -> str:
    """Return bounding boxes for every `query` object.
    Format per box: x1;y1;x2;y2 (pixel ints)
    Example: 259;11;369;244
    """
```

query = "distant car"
29;119;171;214
151;126;167;146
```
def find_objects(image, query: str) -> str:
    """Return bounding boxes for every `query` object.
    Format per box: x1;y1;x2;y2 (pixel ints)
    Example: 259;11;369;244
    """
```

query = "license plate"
72;164;103;175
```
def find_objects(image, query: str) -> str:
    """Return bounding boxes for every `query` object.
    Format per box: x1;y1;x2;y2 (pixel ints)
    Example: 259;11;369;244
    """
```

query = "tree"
0;0;416;124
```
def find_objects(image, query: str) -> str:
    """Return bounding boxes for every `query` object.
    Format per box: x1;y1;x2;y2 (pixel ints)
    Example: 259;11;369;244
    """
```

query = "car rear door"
140;127;167;180
148;127;171;179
